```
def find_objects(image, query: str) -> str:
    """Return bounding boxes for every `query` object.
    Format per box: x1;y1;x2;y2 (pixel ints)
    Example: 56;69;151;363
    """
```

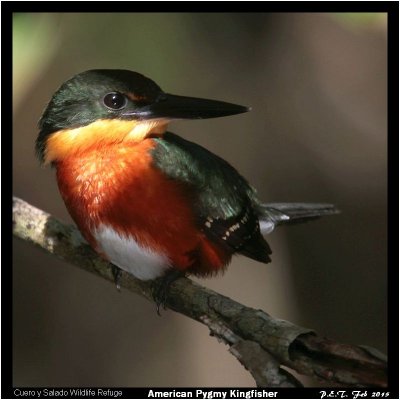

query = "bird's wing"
151;132;271;263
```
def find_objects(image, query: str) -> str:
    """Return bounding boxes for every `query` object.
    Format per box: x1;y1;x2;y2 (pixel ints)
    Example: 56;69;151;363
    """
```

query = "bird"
36;69;337;303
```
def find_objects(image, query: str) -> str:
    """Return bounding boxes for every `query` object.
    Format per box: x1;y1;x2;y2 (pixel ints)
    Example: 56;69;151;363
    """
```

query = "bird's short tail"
258;203;340;234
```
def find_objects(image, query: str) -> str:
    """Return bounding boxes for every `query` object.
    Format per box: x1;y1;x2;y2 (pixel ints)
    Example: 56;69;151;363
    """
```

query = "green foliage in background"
332;13;386;29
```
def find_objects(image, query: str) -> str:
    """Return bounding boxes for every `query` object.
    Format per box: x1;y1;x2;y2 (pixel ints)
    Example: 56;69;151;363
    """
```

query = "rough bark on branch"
12;196;387;388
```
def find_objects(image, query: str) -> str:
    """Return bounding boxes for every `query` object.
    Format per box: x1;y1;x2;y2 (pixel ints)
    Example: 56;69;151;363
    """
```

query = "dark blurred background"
13;13;387;387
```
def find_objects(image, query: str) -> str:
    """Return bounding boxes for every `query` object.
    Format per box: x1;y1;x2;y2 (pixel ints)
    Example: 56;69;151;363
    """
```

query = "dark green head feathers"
36;70;163;161
39;69;162;131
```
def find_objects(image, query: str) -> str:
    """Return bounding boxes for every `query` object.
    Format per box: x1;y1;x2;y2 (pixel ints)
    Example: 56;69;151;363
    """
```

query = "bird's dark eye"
103;92;127;110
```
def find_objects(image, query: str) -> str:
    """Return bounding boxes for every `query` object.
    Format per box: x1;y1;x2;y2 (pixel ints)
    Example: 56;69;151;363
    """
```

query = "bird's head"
36;69;249;165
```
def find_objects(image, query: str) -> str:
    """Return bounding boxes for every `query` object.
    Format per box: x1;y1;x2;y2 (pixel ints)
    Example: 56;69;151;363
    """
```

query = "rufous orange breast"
55;139;231;279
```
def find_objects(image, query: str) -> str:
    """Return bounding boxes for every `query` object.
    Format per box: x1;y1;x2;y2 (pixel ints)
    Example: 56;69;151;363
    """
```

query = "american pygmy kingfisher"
36;69;337;290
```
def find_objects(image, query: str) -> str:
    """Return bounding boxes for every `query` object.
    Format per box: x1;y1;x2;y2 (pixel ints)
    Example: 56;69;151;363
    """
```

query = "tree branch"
12;196;387;387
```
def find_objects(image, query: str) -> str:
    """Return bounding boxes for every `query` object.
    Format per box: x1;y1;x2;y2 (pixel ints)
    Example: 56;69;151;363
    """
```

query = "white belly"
93;224;171;280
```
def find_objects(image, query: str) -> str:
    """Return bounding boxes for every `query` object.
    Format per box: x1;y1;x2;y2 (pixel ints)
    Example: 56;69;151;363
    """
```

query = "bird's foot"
152;270;185;316
111;264;123;291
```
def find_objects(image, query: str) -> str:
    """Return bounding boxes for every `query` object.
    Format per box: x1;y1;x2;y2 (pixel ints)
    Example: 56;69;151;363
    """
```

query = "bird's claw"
152;270;185;316
111;264;123;291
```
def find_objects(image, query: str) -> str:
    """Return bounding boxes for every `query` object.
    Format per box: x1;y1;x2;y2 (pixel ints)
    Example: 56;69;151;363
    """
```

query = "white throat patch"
93;224;171;280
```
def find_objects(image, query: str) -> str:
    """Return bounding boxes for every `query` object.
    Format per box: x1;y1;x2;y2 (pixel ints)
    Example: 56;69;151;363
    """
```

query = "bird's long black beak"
122;93;250;120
